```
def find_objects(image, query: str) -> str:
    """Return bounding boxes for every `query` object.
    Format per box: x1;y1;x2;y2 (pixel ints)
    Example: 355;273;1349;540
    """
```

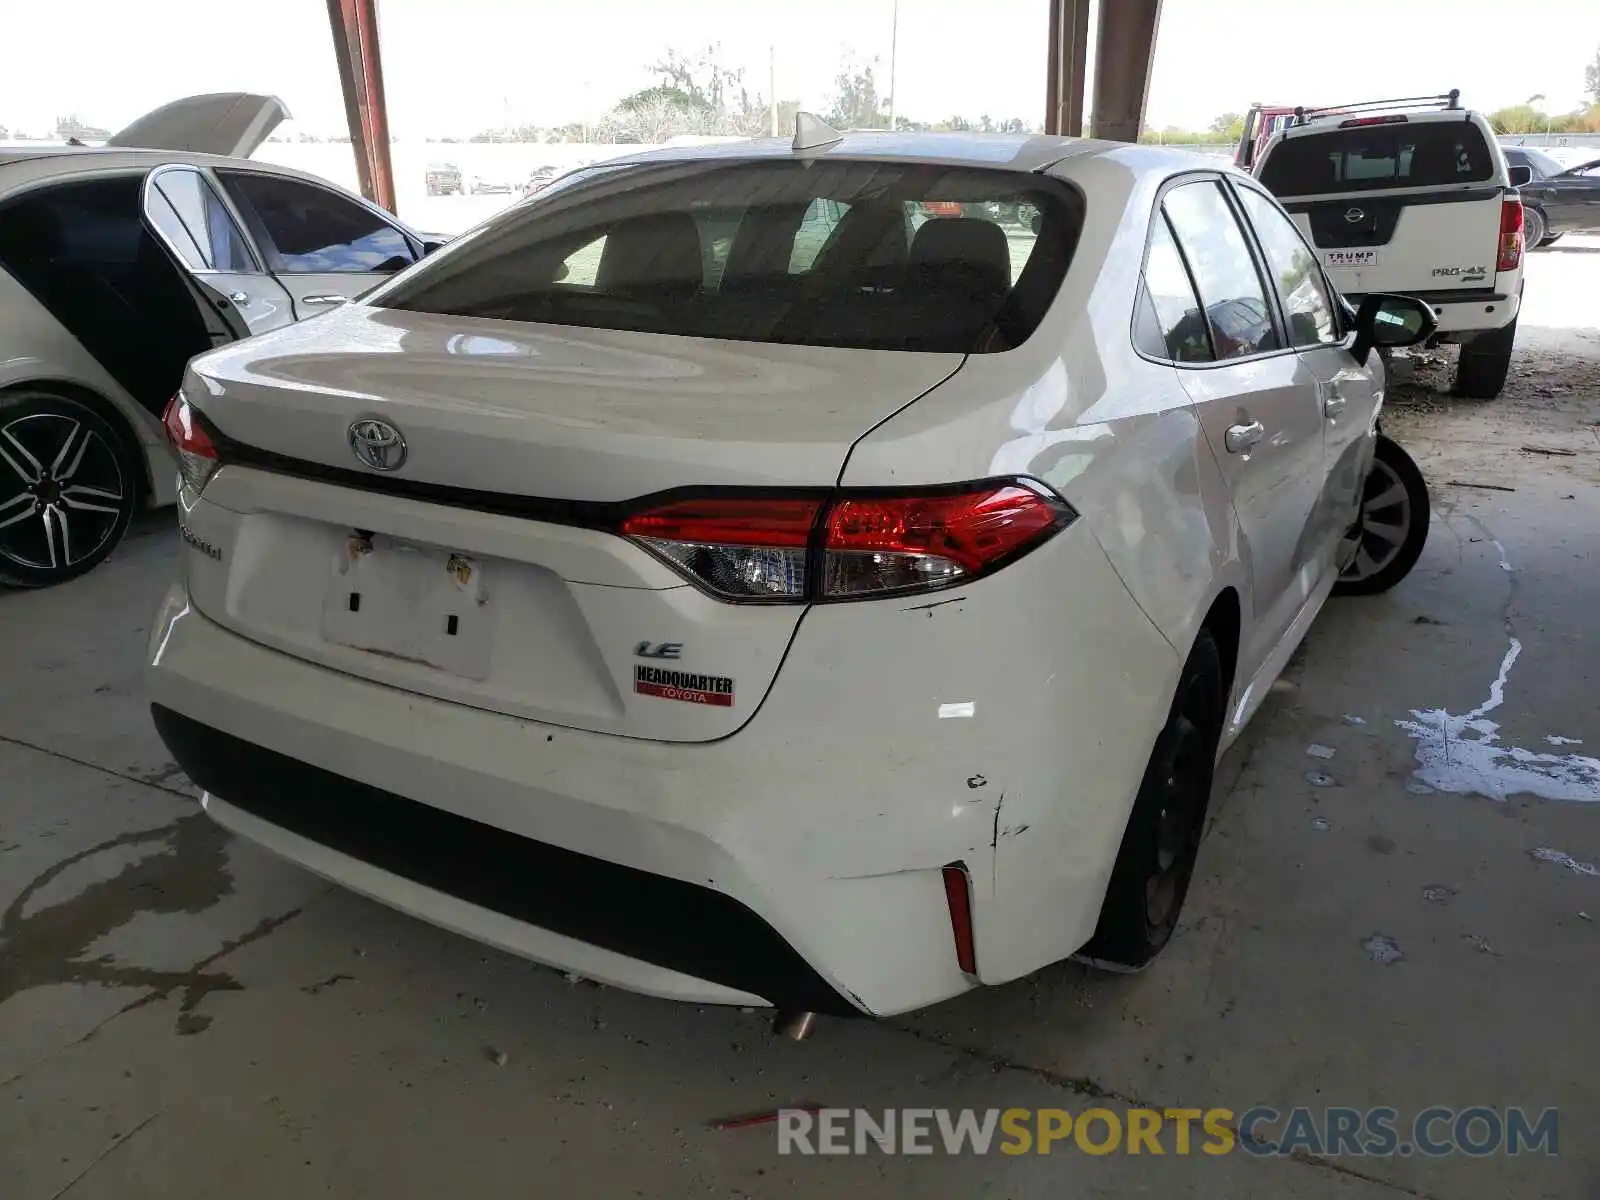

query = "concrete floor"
3;248;1598;1198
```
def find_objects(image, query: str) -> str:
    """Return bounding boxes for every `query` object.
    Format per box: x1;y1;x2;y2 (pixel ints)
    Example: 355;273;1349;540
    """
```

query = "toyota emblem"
348;418;407;471
1344;207;1367;224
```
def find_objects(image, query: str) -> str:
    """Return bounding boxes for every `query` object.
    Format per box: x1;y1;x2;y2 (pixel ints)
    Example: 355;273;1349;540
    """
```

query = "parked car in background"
523;165;559;197
425;163;463;196
1252;91;1528;399
147;126;1436;1021
1504;147;1600;247
0;92;443;587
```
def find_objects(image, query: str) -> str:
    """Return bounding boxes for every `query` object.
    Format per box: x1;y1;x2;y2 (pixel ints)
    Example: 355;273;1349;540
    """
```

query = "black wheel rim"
0;413;127;573
1338;455;1410;583
1143;703;1210;933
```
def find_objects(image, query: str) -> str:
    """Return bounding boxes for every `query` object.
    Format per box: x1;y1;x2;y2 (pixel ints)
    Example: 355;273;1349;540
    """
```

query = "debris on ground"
1310;817;1332;832
1446;480;1517;492
1305;771;1336;788
1305;744;1337;760
1412;615;1448;626
1407;780;1437;795
1361;933;1404;965
713;1105;823;1131
1422;884;1456;904
1519;445;1578;457
1342;714;1367;726
487;1047;509;1067
1529;847;1600;877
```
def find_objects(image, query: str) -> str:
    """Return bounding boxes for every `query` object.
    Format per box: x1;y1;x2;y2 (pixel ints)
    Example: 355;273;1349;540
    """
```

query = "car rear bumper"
145;522;1177;1016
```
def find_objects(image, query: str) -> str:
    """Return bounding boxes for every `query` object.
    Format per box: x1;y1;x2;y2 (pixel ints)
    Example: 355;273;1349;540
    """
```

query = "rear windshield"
1259;120;1495;196
375;159;1083;353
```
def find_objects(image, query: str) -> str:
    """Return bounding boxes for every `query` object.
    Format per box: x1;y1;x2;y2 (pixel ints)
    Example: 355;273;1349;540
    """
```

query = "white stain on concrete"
1530;847;1599;877
1545;735;1584;747
1396;639;1600;803
1396;539;1600;804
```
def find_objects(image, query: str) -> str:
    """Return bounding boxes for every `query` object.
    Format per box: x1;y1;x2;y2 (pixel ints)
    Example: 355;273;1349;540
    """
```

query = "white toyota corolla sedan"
146;126;1434;1019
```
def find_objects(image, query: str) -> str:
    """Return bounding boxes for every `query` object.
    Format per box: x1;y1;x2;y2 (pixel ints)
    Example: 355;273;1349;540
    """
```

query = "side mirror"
1508;164;1534;188
1350;293;1437;363
421;237;449;257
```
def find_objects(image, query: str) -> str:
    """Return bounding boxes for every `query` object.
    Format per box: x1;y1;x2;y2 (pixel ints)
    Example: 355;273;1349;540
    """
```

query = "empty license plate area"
321;532;494;680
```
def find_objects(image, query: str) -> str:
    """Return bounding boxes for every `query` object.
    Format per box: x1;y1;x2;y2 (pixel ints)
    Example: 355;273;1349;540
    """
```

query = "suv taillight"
161;394;220;493
621;481;1074;603
1497;197;1524;272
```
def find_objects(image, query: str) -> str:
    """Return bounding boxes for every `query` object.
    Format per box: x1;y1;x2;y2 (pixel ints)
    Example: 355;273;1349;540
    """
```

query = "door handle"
1323;392;1348;419
300;294;348;306
1225;420;1266;455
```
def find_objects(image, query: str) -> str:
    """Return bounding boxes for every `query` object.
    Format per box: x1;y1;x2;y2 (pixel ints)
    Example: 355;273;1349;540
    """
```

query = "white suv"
1251;92;1529;399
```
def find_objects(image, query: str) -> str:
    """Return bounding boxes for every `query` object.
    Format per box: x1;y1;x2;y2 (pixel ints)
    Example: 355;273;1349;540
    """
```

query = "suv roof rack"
1292;90;1461;126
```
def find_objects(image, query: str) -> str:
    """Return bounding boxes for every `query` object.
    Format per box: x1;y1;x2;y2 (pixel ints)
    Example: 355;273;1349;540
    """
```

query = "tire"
1453;315;1517;399
1079;631;1224;972
0;388;140;588
1539;233;1563;248
1333;434;1429;596
1523;207;1546;251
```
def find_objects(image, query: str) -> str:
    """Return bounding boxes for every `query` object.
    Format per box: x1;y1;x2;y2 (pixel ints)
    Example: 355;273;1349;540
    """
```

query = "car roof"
0;144;369;196
600;131;1130;174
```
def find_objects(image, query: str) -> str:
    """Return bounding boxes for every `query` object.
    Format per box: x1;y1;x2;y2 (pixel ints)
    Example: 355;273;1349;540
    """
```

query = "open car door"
139;170;252;350
109;93;289;159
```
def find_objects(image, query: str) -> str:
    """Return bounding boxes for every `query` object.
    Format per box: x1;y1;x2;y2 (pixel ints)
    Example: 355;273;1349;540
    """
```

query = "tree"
1585;45;1600;105
1489;104;1546;134
827;55;890;129
1208;111;1244;141
54;114;110;142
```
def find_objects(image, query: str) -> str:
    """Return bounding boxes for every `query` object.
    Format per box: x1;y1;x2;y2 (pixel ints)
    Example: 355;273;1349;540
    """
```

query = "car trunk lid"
108;93;289;158
181;305;964;742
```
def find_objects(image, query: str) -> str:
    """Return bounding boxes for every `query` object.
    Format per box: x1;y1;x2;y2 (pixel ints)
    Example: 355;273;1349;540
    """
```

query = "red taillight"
823;485;1065;597
622;482;1072;603
942;863;977;975
621;497;821;601
161;394;220;493
1497;197;1524;272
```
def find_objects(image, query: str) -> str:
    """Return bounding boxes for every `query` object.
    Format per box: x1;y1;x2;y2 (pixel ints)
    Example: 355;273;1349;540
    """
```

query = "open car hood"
107;93;290;158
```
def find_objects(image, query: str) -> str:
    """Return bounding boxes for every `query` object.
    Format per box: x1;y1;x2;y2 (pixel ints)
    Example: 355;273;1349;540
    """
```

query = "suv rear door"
1256;116;1506;297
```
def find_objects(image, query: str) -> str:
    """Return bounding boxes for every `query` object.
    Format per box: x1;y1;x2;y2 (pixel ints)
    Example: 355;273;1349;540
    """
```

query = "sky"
2;0;1597;138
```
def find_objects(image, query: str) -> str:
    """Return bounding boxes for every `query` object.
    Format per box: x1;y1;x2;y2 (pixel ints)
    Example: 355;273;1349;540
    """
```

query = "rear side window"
1259;120;1494;195
1162;181;1282;360
1134;215;1213;363
145;168;256;273
376;160;1083;354
219;171;415;274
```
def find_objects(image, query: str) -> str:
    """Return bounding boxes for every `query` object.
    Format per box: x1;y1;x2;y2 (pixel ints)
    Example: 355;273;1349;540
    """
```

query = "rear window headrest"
595;212;704;291
909;217;1011;285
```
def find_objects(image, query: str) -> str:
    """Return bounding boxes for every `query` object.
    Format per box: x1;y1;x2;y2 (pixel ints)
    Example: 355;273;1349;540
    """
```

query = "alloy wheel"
0;413;128;573
1338;454;1411;584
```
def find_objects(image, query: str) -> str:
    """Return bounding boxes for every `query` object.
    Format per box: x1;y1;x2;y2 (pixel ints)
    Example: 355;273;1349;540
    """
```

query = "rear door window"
1234;187;1340;347
145;168;257;273
374;160;1083;354
1260;120;1495;195
1161;181;1282;360
219;171;416;273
